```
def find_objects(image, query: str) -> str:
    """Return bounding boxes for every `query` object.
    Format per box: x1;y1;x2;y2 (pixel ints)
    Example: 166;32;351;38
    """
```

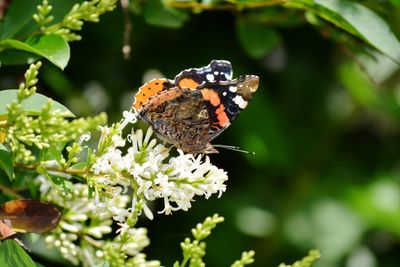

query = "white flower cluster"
37;110;229;266
38;176;158;266
91;112;228;221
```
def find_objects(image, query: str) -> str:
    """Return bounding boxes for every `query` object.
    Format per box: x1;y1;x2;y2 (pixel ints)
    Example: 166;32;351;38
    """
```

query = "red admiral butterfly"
134;60;259;154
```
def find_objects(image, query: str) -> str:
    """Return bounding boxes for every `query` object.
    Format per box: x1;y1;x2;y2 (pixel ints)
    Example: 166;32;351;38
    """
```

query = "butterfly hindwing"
200;75;259;140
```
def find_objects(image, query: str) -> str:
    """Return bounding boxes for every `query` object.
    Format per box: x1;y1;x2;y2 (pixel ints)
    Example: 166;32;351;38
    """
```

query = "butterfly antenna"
213;144;255;155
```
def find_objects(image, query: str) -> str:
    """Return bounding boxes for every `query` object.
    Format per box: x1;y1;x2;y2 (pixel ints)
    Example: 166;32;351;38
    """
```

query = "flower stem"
14;163;89;175
180;256;189;267
165;0;286;11
0;184;24;199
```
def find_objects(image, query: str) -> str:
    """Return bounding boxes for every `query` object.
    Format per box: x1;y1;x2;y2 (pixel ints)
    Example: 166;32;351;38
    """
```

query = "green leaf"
338;61;400;119
315;0;400;63
390;0;400;7
355;50;399;85
0;240;36;267
338;61;379;107
0;0;80;40
36;165;73;194
0;144;14;182
143;0;189;28
0;50;40;66
347;178;400;236
70;162;88;170
40;142;67;165
0;35;70;69
0;0;41;39
236;20;281;59
287;0;400;64
0;89;75;117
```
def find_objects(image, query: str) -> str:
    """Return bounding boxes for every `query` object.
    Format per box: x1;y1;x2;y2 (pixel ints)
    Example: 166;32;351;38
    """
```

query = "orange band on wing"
201;88;220;107
178;78;200;89
134;79;170;110
214;104;229;128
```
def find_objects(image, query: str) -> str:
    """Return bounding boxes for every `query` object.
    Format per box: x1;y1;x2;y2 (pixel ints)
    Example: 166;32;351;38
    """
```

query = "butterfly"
134;60;259;154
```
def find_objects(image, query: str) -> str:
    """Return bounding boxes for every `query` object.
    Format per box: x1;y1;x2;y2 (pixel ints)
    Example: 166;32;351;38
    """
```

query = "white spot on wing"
222;92;227;96
206;73;215;82
233;95;248;109
229;86;237;92
214;71;219;75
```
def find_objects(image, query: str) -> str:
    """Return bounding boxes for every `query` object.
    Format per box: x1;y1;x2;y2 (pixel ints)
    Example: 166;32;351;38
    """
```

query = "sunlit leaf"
0;35;70;69
287;0;400;64
36;165;73;194
314;0;400;63
356;51;399;85
0;90;75;117
0;199;60;233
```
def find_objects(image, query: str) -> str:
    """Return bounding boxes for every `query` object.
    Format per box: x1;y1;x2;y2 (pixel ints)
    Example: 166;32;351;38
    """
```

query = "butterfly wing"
134;78;175;111
200;75;259;140
138;88;215;153
174;60;233;89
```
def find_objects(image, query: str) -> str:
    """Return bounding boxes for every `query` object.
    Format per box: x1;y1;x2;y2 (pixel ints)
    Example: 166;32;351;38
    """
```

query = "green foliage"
2;62;106;164
0;0;117;69
278;250;321;267
174;214;256;267
143;0;189;28
36;165;74;194
231;251;256;267
132;0;400;69
236;20;281;59
285;0;400;64
1;0;400;266
34;0;118;41
0;240;36;267
0;90;74;117
0;35;70;69
0;144;14;181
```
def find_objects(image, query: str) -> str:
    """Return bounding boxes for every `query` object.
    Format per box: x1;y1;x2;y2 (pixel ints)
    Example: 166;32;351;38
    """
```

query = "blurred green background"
2;0;400;266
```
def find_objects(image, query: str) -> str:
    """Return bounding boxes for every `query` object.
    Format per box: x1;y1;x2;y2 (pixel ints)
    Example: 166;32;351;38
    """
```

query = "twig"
14;163;89;175
0;184;24;199
165;0;286;11
121;0;132;60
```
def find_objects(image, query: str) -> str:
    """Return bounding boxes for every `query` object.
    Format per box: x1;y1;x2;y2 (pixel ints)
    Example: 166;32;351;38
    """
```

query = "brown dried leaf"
0;199;60;233
0;220;16;240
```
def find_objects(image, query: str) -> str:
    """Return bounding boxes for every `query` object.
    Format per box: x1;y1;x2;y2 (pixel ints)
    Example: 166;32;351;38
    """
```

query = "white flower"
91;125;229;219
39;108;229;266
119;110;137;131
77;132;91;145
